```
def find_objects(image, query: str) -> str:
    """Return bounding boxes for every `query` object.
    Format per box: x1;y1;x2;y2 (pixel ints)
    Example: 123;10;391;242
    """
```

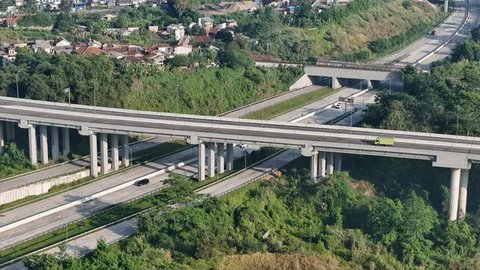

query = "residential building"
198;17;213;28
75;46;105;56
166;24;185;41
31;40;52;54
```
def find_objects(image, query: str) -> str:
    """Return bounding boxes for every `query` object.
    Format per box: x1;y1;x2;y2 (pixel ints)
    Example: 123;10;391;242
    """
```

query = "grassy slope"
301;0;441;57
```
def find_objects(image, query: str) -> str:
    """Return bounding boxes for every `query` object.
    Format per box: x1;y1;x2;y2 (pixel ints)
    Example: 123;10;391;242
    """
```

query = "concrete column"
444;0;448;12
366;80;373;89
6;122;15;141
310;153;318;181
0;122;4;153
458;169;469;220
111;134;119;171
334;153;342;172
217;143;225;174
100;133;109;175
28;125;37;166
198;142;205;181
332;77;341;89
449;168;461;221
90;133;98;177
51;127;59;161
226;143;234;171
62;128;70;156
318;152;326;177
207;142;216;178
121;135;130;167
326;152;334;175
39;125;48;164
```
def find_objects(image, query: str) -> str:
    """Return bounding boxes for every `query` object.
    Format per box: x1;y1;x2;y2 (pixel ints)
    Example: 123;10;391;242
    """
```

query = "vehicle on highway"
375;137;394;146
332;102;342;109
237;144;248;148
134;178;150;186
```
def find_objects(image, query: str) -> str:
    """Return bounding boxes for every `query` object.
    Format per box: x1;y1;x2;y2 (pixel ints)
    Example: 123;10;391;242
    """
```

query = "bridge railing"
315;60;404;72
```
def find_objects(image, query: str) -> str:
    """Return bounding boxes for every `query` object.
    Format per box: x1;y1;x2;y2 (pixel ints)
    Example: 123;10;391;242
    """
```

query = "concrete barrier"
0;169;90;206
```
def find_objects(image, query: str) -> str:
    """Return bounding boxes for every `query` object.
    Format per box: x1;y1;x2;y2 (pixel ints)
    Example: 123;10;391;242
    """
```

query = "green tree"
220;48;254;69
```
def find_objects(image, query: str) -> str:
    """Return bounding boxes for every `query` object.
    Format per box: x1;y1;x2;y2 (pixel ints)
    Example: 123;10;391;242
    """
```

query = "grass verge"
242;88;339;120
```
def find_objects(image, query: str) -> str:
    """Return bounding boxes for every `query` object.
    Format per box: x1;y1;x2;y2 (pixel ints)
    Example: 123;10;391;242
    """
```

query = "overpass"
304;60;404;89
0;96;478;221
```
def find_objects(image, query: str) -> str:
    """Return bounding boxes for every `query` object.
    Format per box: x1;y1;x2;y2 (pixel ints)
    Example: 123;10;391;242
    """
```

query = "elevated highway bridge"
0;96;478;220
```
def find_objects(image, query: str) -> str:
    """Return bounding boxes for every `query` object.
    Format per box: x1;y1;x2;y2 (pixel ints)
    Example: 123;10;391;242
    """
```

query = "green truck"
375;137;394;146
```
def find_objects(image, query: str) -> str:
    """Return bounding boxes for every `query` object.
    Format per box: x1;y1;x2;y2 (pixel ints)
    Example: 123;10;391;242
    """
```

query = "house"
102;14;117;21
155;44;174;54
75;46;105;56
116;0;132;6
192;35;212;45
31;40;52;54
224;19;237;28
54;38;71;47
166;24;185;41
198;17;213;28
174;45;192;55
52;38;73;54
148;25;159;33
73;2;86;11
174;35;192;55
15;0;23;6
88;39;102;48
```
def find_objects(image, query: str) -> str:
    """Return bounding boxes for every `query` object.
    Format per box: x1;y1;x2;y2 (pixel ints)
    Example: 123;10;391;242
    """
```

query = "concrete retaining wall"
289;74;313;90
0;169;90;205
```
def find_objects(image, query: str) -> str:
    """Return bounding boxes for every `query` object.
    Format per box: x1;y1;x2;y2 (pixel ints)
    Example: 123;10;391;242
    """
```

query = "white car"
332;102;342;109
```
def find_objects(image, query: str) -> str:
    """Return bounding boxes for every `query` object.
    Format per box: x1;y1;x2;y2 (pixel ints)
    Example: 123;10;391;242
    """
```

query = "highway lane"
376;0;473;66
0;146;249;250
0;137;167;192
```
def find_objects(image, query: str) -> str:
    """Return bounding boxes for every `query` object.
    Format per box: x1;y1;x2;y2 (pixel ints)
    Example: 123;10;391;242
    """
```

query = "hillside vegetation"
0;49;302;116
24;172;480;269
312;0;440;57
230;0;441;62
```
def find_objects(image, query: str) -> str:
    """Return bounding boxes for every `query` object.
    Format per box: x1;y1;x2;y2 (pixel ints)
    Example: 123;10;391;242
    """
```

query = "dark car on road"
135;178;150;186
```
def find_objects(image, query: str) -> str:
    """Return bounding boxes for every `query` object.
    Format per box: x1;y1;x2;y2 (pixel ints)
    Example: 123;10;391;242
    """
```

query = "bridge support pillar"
111;134;119;171
310;153;318;181
444;0;448;12
334;153;342;172
449;168;461;221
318;152;326;177
28;125;37;166
51;126;59;161
6;122;15;141
39;125;48;164
326;152;334;175
100;133;109;175
90;133;98;177
458;169;469;220
207;142;216;178
217;143;225;174
198;142;205;181
121;135;130;167
62;128;70;156
332;77;341;89
0;122;4;153
226;143;234;171
366;80;373;89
